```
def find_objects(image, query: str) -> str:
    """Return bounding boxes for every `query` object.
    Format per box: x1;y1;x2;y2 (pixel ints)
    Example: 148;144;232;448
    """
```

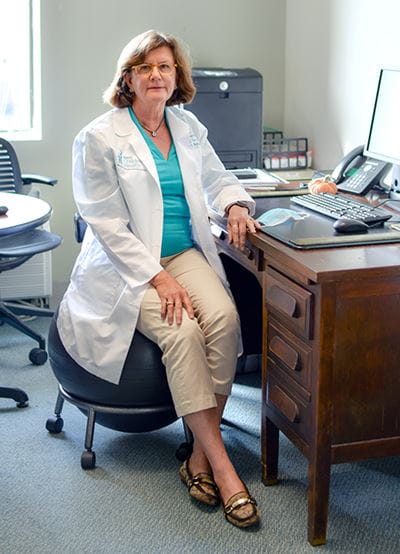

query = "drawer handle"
270;385;300;423
267;285;297;318
210;223;227;240
210;224;253;261
243;246;254;260
269;335;300;371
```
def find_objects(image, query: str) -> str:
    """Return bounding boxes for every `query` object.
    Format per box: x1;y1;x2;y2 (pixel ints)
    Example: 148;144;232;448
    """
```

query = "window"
0;0;41;140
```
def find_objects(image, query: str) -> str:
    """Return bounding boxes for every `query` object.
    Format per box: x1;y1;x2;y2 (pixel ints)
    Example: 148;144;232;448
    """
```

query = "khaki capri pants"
136;248;240;418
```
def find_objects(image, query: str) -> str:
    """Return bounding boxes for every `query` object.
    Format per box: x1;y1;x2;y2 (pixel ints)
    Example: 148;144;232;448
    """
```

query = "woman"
57;30;261;528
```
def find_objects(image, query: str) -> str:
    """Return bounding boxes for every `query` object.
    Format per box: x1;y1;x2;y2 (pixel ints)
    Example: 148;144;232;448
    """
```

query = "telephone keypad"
337;158;389;195
344;163;384;192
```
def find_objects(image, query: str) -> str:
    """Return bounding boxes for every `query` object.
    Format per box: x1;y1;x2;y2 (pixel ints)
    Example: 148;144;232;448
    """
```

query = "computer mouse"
0;205;8;216
333;217;369;234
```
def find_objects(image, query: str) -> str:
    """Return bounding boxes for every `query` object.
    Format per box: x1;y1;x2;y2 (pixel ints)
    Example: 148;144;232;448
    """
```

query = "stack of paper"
233;168;311;197
237;169;288;192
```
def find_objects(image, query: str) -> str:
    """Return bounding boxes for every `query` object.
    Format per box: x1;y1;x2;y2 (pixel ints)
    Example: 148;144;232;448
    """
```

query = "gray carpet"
1;318;399;553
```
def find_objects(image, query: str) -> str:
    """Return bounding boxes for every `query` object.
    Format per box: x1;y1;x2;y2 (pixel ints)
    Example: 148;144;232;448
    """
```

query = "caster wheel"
17;400;29;408
46;416;64;433
81;450;96;470
175;442;193;462
29;347;48;365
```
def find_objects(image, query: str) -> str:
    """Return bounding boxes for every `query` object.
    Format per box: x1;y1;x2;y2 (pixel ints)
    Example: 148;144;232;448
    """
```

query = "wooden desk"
211;197;400;546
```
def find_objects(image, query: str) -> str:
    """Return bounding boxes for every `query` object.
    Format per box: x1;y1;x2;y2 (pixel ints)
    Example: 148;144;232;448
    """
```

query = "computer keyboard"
291;193;392;226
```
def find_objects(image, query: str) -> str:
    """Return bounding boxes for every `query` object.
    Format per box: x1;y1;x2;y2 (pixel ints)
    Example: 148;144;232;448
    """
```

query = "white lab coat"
57;105;255;384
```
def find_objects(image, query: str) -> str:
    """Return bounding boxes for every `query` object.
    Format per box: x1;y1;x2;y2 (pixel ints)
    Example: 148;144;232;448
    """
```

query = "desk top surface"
210;194;400;283
254;196;400;281
0;192;52;236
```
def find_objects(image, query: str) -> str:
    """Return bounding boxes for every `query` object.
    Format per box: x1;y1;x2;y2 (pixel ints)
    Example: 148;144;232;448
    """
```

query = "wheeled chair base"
0;386;29;407
0;301;52;364
46;384;193;469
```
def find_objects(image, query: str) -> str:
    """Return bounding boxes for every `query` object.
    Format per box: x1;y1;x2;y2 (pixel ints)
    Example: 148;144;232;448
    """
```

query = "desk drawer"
265;267;313;339
268;320;312;391
266;359;312;443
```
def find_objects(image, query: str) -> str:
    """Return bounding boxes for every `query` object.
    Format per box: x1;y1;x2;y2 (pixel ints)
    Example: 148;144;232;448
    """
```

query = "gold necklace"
139;117;164;137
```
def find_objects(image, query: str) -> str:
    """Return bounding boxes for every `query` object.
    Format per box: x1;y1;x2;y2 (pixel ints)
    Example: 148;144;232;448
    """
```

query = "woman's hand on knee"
150;270;194;325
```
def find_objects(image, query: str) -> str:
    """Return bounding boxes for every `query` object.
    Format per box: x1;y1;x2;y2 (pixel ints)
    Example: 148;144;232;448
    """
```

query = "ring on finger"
166;301;174;306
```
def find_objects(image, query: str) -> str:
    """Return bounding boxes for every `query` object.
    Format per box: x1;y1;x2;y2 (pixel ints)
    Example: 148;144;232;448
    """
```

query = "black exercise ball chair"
46;214;192;469
46;316;192;469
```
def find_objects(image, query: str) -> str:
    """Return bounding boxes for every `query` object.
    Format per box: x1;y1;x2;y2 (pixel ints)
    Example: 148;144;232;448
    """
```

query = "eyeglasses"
131;63;178;76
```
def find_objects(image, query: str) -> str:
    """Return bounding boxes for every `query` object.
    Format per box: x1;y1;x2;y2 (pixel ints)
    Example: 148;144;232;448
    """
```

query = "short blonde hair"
103;30;196;108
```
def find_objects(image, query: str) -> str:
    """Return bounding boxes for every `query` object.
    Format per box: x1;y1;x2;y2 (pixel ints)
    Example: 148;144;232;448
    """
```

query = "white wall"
13;0;286;290
284;0;400;170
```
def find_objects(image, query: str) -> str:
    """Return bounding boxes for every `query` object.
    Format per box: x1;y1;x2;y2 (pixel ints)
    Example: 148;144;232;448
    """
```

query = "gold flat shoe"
223;487;260;529
179;459;220;507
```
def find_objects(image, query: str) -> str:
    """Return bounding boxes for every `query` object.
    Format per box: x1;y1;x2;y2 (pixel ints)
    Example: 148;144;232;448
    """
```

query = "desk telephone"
332;145;391;195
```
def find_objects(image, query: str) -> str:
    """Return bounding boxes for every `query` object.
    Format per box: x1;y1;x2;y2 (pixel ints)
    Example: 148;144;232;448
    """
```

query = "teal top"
129;107;194;257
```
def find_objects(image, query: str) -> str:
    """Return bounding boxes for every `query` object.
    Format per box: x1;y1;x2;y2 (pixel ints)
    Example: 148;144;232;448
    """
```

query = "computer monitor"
364;68;400;198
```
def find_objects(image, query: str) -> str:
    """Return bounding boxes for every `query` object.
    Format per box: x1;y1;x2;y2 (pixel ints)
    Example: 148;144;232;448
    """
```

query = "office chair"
0;228;62;408
46;213;192;469
0;229;62;366
0;137;60;366
0;137;57;193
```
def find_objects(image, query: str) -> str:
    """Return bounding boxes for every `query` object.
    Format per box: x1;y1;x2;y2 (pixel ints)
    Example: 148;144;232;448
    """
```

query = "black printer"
186;68;263;169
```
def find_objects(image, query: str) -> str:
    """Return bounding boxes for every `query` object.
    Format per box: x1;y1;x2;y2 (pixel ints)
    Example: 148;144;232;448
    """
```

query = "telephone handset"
332;145;391;195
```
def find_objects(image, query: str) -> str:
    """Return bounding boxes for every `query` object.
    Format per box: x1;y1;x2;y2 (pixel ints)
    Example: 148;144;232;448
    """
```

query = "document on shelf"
236;168;310;197
237;169;289;191
248;187;310;198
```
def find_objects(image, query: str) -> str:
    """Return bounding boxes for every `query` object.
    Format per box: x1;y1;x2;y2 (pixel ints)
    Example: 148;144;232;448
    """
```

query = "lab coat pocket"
75;247;125;317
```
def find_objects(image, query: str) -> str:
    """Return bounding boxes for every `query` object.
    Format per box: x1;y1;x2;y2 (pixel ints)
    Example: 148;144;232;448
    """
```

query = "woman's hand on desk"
227;205;261;250
150;269;194;326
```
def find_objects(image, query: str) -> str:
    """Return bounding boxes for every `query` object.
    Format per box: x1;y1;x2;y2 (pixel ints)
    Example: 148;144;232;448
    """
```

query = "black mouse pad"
259;208;400;249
